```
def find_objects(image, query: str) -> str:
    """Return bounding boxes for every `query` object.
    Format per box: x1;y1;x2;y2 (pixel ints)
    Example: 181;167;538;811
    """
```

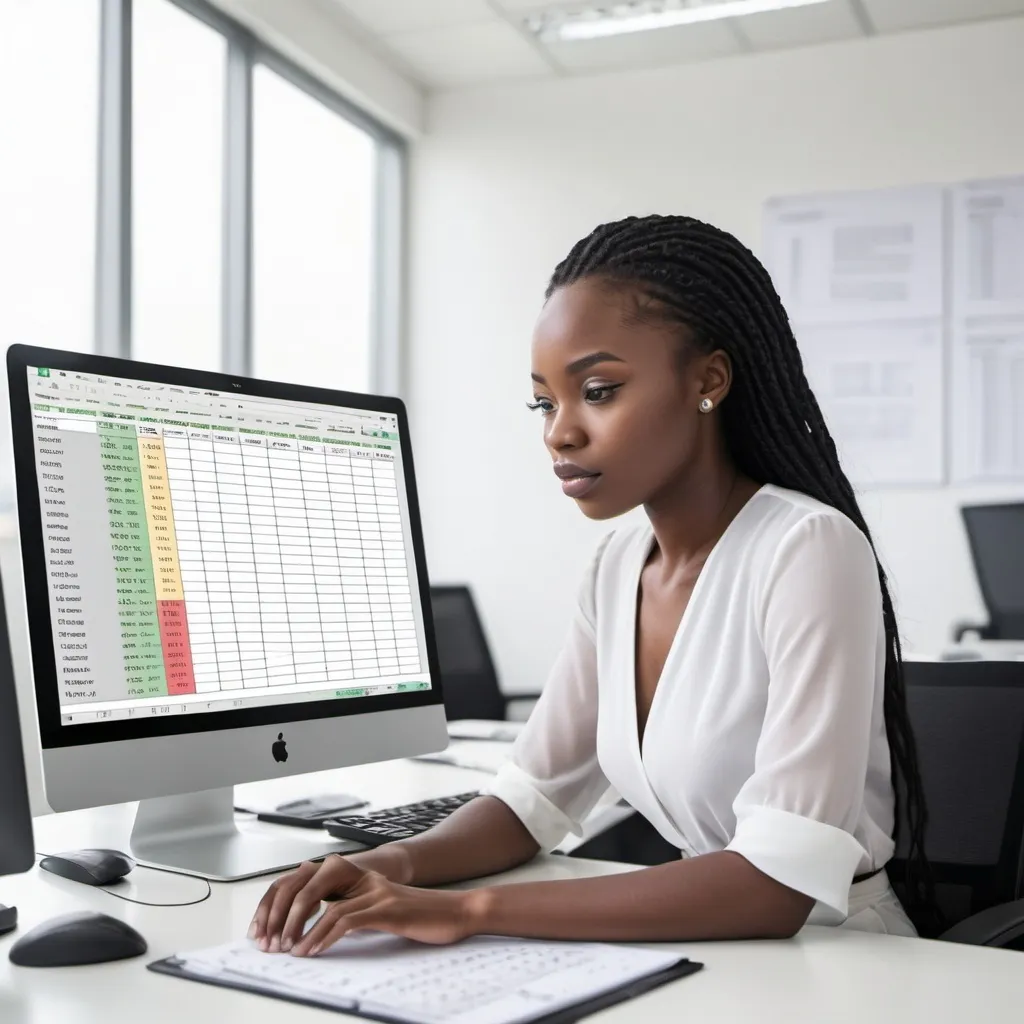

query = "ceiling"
319;0;1024;89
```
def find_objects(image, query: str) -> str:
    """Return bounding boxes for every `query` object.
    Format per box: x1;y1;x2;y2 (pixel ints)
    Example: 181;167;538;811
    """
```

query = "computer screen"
20;357;432;732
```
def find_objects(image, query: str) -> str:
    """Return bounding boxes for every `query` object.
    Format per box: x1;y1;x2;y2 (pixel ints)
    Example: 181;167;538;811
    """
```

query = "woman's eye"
526;398;554;414
584;384;621;403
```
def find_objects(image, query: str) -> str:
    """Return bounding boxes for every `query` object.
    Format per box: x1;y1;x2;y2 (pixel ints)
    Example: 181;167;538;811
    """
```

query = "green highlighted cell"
335;688;368;699
99;422;167;698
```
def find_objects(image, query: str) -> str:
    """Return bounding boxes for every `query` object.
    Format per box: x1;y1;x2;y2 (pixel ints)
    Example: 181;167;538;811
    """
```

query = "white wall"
407;17;1024;697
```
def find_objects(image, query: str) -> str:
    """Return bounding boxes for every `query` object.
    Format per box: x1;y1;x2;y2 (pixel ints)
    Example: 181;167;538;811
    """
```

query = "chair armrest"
939;898;1024;948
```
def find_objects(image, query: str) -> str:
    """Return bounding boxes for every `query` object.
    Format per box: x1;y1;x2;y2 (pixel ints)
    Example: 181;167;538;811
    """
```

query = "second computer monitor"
0;570;34;882
8;344;448;879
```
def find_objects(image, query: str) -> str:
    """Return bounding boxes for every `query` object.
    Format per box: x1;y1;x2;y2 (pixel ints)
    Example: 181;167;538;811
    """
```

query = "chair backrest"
428;585;505;721
961;503;1024;640
889;659;1024;938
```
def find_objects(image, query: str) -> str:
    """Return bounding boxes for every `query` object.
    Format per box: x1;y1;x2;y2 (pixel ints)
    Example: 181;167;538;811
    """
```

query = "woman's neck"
643;456;760;577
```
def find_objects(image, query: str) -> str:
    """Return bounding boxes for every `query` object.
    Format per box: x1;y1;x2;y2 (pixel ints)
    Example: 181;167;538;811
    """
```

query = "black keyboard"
323;791;480;846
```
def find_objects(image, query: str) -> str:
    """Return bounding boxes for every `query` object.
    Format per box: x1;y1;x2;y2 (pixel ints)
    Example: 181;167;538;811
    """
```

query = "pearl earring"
699;398;714;413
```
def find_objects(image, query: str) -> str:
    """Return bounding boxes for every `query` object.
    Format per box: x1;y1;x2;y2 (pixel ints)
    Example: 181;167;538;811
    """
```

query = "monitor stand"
129;787;353;881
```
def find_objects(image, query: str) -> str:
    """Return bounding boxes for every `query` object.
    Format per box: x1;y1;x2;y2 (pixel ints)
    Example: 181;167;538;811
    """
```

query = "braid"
548;214;933;919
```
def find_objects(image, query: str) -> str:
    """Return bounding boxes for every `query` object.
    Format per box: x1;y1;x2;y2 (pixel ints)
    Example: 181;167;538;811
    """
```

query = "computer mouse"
8;911;147;967
39;848;135;886
0;904;17;936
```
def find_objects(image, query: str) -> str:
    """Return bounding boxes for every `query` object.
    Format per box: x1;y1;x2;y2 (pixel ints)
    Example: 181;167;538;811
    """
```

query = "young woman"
250;215;927;956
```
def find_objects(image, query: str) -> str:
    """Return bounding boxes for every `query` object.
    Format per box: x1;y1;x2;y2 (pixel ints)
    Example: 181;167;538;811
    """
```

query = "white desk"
3;760;1023;1023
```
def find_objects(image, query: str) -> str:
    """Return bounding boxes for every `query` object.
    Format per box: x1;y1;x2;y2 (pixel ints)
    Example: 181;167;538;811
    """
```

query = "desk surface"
3;759;1023;1023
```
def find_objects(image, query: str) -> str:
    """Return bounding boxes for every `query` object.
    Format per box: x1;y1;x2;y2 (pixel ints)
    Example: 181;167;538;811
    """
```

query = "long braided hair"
546;214;931;917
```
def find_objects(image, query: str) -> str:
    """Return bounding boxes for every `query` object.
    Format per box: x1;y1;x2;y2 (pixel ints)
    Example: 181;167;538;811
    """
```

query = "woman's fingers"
279;857;367;950
250;860;319;944
291;899;382;958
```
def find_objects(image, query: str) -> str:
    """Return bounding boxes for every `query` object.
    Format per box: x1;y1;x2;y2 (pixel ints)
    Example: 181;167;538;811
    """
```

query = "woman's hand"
249;854;484;956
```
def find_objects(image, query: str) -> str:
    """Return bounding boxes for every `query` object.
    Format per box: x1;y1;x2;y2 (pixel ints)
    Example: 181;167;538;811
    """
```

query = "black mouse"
39;849;135;886
8;911;147;967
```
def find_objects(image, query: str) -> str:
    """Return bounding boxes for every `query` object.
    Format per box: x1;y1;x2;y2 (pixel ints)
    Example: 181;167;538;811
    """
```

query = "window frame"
96;0;406;394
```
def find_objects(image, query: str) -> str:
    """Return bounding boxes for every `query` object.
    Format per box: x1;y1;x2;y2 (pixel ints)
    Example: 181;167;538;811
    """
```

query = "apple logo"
271;732;288;763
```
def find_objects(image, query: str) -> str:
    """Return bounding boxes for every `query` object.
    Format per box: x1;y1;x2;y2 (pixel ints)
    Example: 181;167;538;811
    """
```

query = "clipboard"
148;951;703;1024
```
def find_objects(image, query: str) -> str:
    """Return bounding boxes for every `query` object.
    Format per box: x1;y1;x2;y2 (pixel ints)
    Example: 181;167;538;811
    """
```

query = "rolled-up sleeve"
725;512;885;919
481;539;611;852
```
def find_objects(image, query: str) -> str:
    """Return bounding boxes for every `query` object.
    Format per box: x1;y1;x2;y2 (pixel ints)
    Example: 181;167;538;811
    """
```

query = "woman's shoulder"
749;484;869;548
751;485;879;588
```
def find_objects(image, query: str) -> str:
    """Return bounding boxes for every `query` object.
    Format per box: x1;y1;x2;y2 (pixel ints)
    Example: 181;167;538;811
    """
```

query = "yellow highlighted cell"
139;438;185;601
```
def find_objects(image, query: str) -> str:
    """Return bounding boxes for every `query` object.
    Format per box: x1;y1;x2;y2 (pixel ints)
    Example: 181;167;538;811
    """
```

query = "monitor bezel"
8;343;445;750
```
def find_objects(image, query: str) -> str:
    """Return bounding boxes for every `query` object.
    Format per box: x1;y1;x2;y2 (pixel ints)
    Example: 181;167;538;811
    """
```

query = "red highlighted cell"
157;600;197;695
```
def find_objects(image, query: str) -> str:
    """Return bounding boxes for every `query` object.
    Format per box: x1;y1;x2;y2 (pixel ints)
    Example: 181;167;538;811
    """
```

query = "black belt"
852;867;883;885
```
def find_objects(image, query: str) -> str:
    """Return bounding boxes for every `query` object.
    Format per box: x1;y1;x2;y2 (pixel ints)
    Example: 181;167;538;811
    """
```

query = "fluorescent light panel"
530;0;835;42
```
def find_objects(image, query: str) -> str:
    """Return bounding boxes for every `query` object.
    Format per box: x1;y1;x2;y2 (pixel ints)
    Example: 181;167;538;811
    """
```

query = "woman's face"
530;278;730;521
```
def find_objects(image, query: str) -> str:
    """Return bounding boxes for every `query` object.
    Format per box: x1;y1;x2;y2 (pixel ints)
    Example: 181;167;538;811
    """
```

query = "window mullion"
95;0;132;359
222;35;253;376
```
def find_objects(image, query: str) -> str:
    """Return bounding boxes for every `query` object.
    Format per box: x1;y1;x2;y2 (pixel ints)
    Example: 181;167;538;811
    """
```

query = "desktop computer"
7;344;449;880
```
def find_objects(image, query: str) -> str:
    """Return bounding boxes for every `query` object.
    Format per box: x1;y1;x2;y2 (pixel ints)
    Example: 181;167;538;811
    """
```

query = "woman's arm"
341;795;541;886
277;847;815;956
467;851;815;942
251;795;541;949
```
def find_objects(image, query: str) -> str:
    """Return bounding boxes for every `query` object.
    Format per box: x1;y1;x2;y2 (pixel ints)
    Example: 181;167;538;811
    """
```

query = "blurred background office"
2;1;1024;812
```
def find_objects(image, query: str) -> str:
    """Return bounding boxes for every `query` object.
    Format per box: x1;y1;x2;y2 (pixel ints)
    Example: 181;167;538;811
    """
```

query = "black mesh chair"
953;503;1024;642
888;659;1024;947
429;586;540;722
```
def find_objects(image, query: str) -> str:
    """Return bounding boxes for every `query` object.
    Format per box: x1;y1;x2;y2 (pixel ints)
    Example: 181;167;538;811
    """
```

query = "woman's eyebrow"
531;351;625;385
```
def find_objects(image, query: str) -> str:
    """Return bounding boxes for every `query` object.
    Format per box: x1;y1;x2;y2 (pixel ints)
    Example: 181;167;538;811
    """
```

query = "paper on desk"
174;932;684;1024
411;739;517;774
446;719;525;742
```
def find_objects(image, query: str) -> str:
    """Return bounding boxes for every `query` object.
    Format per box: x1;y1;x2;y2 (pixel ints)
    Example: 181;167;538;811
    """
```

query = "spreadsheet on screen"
27;365;431;727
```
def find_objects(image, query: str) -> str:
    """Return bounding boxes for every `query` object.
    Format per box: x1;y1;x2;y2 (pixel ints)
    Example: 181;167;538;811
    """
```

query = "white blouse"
484;484;897;922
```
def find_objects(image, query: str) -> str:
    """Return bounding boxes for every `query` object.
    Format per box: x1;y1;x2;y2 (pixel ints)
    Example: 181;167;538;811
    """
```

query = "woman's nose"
545;408;587;451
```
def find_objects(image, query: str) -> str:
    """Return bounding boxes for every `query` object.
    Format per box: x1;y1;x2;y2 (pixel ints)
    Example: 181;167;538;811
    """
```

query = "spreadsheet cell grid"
30;371;429;725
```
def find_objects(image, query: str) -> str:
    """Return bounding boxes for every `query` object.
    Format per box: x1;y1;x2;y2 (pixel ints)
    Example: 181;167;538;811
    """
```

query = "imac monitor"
7;344;448;880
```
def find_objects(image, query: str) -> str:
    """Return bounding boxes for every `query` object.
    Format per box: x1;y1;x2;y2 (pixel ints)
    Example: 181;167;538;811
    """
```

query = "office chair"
888;659;1024;948
429;586;541;722
952;502;1024;642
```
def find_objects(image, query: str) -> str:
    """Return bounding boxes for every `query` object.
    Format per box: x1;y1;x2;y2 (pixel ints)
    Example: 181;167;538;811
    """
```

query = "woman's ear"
696;349;733;410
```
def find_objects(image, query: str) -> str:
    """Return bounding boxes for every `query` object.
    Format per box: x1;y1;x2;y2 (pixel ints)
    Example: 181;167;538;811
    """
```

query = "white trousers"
807;868;918;936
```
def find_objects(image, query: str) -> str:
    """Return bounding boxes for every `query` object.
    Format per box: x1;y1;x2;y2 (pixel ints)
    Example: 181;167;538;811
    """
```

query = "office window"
133;0;225;370
0;0;100;509
252;65;376;393
0;0;400;476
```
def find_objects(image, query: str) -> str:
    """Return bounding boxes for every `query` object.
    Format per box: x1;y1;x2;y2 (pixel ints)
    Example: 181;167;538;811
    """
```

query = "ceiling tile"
738;0;865;50
543;19;742;72
862;0;1024;33
382;21;554;88
327;0;494;35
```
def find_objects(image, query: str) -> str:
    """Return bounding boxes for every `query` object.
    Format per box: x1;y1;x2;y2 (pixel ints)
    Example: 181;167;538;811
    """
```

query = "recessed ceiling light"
526;0;836;43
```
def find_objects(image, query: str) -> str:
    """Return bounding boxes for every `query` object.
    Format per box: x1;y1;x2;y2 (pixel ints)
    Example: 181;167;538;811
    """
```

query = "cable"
35;853;213;908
